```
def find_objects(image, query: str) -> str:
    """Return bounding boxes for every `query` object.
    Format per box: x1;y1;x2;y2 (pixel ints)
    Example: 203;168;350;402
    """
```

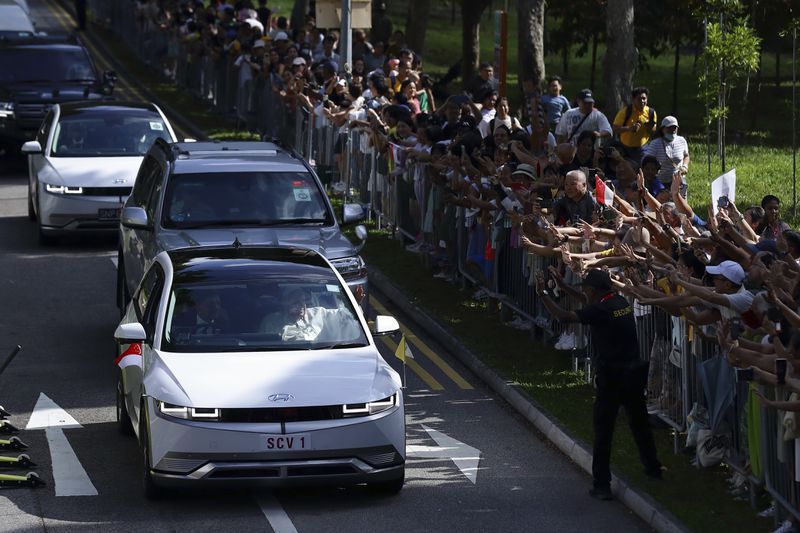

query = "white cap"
245;18;264;34
292;57;307;66
275;31;289;41
661;115;679;128
706;260;745;285
252;39;266;49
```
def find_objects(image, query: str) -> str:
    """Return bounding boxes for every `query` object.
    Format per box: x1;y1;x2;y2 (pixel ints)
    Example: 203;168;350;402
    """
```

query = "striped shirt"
642;136;690;183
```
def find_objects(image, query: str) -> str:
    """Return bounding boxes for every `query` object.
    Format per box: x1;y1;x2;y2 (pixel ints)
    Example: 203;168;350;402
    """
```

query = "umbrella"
698;355;735;434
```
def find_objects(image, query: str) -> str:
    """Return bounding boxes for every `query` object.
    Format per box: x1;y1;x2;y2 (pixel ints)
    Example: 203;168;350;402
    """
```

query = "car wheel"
116;252;130;317
139;407;165;500
116;371;134;436
369;469;404;495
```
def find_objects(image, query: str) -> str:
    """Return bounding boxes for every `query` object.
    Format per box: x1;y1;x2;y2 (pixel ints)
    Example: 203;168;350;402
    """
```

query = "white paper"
711;168;736;216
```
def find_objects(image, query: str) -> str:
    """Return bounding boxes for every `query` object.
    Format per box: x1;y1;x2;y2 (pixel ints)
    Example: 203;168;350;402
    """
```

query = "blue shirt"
541;94;570;129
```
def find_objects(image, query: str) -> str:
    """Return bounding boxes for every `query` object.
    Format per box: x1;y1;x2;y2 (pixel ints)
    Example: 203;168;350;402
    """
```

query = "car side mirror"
114;322;147;344
21;140;41;154
342;203;365;224
121;206;152;231
371;315;399;336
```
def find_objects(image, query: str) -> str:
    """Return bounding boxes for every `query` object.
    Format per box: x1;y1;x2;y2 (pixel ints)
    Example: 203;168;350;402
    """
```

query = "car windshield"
0;47;95;84
50;110;171;157
162;172;331;228
162;274;368;353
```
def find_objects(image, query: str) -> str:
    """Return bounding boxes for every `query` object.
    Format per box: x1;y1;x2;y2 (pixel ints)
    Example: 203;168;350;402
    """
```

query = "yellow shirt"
613;105;656;148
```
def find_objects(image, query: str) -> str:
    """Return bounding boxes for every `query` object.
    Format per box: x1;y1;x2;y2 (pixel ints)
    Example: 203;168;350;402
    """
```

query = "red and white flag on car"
595;175;614;206
115;343;142;369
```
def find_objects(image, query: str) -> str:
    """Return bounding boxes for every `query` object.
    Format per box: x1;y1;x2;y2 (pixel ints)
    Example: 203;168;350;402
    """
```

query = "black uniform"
576;292;661;489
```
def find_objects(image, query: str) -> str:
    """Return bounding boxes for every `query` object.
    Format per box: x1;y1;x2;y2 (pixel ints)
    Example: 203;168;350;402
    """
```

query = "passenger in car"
173;291;230;334
260;287;364;342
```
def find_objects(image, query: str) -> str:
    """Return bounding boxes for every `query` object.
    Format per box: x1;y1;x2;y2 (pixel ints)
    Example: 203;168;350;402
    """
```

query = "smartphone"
776;358;788;385
717;195;730;209
735;367;754;382
729;317;742;341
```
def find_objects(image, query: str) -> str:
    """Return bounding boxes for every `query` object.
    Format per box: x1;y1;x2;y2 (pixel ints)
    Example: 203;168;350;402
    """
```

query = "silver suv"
117;140;367;312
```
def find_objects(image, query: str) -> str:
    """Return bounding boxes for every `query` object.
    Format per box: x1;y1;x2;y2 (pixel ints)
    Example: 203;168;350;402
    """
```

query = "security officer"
535;268;662;500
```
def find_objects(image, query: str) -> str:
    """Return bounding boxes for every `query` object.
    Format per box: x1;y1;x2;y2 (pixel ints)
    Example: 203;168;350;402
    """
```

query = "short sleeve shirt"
613;105;657;148
576;293;639;363
555;107;612;145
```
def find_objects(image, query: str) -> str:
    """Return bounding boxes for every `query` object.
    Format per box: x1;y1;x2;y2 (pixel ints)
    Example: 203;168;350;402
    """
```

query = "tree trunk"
516;0;546;93
291;0;310;34
562;46;569;75
602;0;637;115
405;0;431;55
672;42;680;115
461;0;492;89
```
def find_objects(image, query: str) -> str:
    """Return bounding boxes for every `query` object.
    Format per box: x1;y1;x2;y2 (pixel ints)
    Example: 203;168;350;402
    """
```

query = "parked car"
114;245;405;497
23;101;177;243
117;140;368;314
0;34;116;155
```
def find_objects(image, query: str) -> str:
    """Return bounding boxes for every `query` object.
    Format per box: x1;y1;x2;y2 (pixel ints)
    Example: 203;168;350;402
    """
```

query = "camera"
735;367;754;382
729;317;742;341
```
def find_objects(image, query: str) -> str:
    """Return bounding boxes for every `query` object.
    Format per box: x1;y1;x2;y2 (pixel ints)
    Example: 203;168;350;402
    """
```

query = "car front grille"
219;406;343;423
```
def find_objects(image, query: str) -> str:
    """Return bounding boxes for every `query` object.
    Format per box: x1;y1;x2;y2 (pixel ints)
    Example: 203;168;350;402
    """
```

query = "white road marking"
256;493;298;533
26;393;98;496
407;424;482;484
110;257;118;268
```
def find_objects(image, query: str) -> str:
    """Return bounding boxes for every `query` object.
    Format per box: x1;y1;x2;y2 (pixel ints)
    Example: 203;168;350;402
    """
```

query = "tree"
517;0;546;93
291;0;310;35
547;0;604;83
697;3;760;172
602;0;637;116
405;0;431;55
461;0;493;89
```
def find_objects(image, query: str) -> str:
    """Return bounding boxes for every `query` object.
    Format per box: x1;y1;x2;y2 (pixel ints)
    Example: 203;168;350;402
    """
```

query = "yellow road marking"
379;336;443;391
370;296;473;389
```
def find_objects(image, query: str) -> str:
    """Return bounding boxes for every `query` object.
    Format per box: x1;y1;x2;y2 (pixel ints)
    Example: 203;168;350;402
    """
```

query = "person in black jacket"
535;268;663;501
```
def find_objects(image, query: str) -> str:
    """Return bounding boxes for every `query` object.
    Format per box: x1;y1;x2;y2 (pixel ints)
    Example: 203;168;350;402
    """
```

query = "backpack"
622;104;655;129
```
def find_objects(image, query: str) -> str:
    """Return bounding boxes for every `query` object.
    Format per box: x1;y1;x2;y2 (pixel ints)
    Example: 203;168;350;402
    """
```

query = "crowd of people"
128;0;800;526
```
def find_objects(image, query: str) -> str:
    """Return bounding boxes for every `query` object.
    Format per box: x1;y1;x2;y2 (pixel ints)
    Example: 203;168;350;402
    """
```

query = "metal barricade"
760;387;800;522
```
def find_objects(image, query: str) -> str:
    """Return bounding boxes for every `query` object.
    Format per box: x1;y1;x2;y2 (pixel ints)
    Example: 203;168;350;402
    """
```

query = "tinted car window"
0;47;95;83
135;263;164;332
51;109;170;157
161;172;331;228
162;273;366;352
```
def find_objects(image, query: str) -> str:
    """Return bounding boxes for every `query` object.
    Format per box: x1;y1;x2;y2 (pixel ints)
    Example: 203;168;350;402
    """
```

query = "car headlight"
330;255;366;279
45;184;83;195
342;393;397;417
158;401;220;421
0;102;14;119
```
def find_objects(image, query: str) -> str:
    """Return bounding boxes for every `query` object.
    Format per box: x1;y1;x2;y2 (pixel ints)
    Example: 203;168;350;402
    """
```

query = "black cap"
578;89;594;103
580;269;612;290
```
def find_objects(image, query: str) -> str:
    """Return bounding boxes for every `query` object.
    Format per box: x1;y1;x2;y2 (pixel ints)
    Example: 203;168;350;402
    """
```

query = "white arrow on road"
407;424;482;484
25;393;98;496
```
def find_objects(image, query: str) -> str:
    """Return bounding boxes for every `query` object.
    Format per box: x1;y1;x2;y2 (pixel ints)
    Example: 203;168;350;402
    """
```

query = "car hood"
144;346;400;408
158;227;357;260
39;156;143;187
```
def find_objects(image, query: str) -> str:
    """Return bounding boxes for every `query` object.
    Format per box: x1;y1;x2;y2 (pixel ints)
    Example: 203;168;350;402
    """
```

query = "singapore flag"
115;343;142;369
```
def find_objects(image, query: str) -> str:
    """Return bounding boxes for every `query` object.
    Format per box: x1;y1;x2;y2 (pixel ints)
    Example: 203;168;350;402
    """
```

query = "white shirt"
275;306;362;342
555;107;612;145
711;285;754;321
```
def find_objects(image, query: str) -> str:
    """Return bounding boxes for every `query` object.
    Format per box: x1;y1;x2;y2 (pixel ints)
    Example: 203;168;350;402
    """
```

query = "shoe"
472;289;488;301
433;271;450;279
589;486;613;501
758;504;776;518
405;242;423;253
533;316;549;329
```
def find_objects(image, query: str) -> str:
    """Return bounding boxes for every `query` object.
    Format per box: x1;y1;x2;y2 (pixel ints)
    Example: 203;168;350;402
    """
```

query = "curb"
368;268;691;533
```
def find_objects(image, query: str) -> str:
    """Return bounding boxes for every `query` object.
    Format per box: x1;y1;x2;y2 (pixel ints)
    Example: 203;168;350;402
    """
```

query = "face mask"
664;132;675;142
